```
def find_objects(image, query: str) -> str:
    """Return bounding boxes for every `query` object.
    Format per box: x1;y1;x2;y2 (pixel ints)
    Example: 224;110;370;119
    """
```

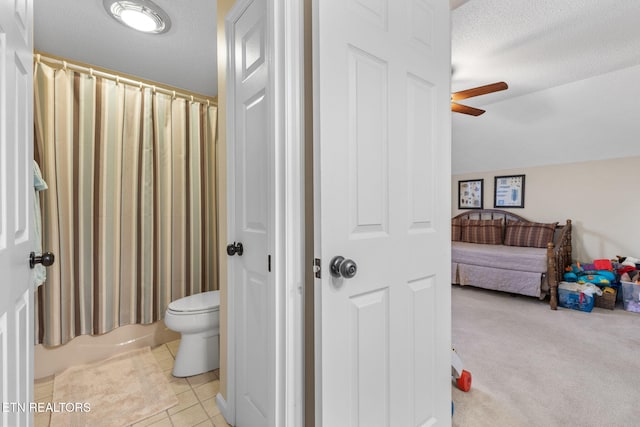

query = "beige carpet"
50;347;178;427
452;284;640;427
452;385;528;427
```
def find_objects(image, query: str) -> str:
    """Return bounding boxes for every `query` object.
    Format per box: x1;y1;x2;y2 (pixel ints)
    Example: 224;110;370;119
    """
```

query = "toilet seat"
167;291;220;315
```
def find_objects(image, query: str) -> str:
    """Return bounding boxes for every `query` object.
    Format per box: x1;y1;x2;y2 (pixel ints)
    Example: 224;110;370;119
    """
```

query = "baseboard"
216;392;234;425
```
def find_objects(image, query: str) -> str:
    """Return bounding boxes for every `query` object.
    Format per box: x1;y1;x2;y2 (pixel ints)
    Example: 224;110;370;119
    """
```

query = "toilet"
164;290;220;377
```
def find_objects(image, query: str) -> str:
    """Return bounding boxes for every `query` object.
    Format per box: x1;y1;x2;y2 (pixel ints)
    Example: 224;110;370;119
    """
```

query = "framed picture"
494;174;525;208
458;179;484;209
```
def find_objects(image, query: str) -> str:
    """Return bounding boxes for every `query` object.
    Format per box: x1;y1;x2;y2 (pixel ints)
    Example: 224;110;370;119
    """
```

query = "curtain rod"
34;52;218;107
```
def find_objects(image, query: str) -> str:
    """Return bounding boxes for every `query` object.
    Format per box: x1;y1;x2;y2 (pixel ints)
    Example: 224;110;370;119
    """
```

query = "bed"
451;209;572;310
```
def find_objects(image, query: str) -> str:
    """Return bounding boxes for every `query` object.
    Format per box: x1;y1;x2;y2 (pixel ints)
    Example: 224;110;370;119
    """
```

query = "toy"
593;259;613;271
451;348;472;392
563;262;615;285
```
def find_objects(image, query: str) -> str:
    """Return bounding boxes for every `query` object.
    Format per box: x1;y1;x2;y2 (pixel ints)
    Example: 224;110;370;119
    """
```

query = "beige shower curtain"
33;61;218;346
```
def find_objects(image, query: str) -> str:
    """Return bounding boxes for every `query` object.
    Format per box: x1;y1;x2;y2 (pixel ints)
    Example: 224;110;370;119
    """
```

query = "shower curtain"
33;61;218;346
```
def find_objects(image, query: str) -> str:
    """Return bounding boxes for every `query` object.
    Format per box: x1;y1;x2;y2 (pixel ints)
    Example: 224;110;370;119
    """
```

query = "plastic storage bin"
558;288;594;312
621;281;640;313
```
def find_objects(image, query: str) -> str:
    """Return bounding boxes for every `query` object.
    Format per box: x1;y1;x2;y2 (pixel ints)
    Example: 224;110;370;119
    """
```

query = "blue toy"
563;262;615;285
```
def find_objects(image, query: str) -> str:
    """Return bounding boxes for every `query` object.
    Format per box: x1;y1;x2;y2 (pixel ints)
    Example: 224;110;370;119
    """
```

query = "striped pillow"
452;218;463;242
504;221;558;248
460;219;503;245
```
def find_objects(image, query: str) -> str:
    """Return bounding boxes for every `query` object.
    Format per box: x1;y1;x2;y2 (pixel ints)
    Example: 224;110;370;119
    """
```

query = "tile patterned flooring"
33;340;231;427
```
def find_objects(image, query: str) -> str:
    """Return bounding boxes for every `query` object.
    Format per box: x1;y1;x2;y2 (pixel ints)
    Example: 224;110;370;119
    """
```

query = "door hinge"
314;258;321;279
268;255;271;272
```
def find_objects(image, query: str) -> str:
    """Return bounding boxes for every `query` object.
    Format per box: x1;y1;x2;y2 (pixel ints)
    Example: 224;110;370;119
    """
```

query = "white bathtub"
34;321;180;379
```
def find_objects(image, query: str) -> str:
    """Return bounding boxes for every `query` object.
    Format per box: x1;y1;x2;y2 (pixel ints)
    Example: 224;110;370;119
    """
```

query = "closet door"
226;0;276;426
0;0;35;426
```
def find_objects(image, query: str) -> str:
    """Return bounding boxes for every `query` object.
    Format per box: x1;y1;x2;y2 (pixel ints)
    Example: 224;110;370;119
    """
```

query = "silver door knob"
330;256;358;279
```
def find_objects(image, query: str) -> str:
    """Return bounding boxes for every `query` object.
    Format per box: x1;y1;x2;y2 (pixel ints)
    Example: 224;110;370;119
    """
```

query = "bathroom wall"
451;156;640;262
216;0;235;403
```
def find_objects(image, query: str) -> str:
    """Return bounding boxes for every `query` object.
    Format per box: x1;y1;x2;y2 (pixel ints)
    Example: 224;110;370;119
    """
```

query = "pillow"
503;220;558;248
452;218;462;242
460;219;503;245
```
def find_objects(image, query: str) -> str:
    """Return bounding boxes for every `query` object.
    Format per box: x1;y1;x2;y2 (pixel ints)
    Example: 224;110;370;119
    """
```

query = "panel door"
313;0;452;425
227;0;275;426
0;0;34;426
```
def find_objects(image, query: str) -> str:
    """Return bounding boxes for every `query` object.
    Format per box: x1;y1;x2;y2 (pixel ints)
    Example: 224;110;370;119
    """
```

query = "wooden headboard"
453;209;533;223
452;209;570;235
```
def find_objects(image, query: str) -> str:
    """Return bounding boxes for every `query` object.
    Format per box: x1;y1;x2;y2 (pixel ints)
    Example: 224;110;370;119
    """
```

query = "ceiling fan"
451;82;508;116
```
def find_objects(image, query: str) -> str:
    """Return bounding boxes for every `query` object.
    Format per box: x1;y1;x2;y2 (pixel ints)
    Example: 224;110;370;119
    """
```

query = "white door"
0;0;34;426
313;0;451;426
226;0;276;426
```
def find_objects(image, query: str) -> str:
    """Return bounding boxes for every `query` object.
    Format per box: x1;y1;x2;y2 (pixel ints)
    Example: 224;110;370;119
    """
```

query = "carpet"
452;384;529;427
452;284;640;427
50;347;178;427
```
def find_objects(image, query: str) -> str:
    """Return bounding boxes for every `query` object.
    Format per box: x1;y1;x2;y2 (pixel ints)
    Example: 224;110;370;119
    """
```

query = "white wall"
452;64;640;175
452;156;640;263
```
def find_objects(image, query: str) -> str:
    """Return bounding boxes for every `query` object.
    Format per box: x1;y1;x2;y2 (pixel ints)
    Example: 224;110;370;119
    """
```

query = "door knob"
329;256;358;279
227;242;244;256
29;252;55;269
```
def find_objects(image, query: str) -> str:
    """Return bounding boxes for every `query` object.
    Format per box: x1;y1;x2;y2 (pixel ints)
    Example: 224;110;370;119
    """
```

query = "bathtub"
34;321;180;379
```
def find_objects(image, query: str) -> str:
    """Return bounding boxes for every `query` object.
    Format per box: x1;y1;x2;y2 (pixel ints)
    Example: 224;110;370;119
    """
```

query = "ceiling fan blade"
451;102;485;116
451;82;508;101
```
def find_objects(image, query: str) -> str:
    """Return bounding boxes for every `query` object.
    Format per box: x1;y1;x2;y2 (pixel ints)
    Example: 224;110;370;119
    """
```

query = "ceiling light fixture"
104;0;171;34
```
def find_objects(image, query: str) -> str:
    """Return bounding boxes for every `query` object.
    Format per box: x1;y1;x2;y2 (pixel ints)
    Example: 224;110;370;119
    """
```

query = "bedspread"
456;263;545;297
451;241;548;273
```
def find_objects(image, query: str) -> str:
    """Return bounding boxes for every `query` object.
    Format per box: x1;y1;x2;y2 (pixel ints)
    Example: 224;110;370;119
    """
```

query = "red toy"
452;348;472;392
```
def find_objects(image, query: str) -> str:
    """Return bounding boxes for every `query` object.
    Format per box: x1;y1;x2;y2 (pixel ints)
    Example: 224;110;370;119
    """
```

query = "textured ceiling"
34;0;218;97
452;0;640;107
451;0;640;175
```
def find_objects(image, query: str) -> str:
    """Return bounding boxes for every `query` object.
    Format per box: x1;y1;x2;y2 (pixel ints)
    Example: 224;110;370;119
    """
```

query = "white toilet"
164;290;220;377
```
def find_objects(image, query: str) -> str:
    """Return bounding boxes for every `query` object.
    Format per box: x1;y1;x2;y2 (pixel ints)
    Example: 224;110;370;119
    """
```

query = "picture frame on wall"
494;174;525;208
458;179;484;209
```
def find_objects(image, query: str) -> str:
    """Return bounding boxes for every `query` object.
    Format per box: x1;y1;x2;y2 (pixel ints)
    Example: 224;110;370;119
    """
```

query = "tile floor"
33;339;231;427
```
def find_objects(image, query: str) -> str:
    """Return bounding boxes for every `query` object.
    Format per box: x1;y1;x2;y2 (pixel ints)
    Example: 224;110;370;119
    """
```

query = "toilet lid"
168;291;220;313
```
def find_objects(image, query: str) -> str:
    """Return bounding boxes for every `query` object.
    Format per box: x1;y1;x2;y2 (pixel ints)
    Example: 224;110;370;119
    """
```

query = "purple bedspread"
451;242;549;297
451;242;547;273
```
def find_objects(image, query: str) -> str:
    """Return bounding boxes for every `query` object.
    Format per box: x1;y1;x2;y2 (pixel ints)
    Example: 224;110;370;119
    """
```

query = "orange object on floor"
456;370;472;392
